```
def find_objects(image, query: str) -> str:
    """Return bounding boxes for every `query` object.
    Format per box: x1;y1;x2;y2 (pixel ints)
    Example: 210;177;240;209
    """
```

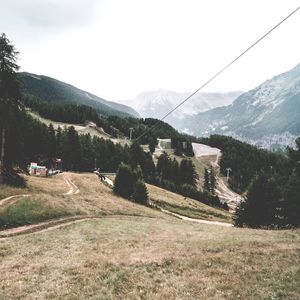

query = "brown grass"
0;174;70;200
147;183;232;223
0;217;299;299
0;173;299;299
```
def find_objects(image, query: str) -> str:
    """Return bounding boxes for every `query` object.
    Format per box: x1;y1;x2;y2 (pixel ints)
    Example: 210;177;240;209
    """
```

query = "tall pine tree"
0;33;22;183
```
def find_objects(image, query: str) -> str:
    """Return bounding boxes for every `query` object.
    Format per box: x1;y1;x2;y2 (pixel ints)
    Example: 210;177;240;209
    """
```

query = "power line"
135;5;300;143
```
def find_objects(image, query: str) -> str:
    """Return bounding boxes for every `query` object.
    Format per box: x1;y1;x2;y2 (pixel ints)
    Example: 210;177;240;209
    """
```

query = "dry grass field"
0;173;299;299
148;184;232;223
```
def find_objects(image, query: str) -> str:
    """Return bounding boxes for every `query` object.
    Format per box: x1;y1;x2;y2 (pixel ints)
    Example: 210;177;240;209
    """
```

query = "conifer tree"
0;33;21;183
48;124;56;159
61;126;81;170
174;141;183;156
132;180;149;205
204;168;211;192
157;152;171;179
209;166;216;194
114;163;136;199
179;159;198;186
235;174;281;227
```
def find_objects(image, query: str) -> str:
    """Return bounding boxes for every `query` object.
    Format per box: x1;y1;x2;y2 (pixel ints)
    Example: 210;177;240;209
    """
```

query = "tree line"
235;138;300;228
199;135;299;227
199;135;287;193
114;145;227;209
24;94;196;156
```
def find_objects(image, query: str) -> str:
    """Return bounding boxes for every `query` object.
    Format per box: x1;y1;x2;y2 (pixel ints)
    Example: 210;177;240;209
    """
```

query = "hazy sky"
1;0;300;101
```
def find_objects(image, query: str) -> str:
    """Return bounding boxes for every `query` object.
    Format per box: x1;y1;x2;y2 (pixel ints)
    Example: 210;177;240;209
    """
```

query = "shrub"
113;163;136;199
132;180;149;205
181;184;199;199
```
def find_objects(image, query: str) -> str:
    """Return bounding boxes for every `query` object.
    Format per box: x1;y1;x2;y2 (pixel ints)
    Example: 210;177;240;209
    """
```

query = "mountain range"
120;89;242;125
19;63;300;150
19;72;139;118
177;63;300;149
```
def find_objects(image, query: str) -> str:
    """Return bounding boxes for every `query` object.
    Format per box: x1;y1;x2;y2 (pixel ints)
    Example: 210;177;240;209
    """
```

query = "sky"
1;0;300;101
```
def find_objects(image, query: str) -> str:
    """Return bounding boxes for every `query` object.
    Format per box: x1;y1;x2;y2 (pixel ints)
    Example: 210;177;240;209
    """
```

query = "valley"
1;25;300;299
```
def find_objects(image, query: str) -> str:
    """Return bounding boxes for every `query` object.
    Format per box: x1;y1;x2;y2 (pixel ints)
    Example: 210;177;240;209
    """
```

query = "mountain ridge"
177;63;300;148
19;72;139;118
119;89;242;125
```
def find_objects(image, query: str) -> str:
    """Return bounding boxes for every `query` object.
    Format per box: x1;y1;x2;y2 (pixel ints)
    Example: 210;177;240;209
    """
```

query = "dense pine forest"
200;135;300;227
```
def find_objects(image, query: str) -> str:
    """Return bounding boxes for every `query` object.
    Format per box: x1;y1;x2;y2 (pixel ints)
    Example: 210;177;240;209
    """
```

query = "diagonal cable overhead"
135;5;300;142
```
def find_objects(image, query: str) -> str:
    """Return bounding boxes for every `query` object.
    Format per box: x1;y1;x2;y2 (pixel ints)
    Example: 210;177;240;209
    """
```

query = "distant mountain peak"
177;63;300;149
120;89;242;122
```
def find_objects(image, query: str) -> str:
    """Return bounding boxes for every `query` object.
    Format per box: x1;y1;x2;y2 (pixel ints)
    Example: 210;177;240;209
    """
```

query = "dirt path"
215;177;242;212
0;194;31;206
157;206;233;227
191;143;243;212
0;216;98;239
0;174;82;238
0;174;79;207
63;174;80;195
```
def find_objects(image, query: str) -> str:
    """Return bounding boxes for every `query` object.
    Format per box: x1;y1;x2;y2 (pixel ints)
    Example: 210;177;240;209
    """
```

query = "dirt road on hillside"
0;173;82;238
191;143;242;211
156;206;233;227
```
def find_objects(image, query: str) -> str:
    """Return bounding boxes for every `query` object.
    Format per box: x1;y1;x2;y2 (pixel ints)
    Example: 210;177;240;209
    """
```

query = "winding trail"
0;173;81;238
0;171;234;239
156;205;233;227
0;194;31;206
0;216;91;239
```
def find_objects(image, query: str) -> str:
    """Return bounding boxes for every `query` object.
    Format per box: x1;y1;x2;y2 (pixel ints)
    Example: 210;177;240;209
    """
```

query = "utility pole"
129;128;133;140
226;168;232;182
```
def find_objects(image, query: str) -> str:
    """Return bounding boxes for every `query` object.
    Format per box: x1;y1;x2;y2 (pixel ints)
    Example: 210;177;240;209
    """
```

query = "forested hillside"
19;72;139;118
199;135;300;227
199;135;288;193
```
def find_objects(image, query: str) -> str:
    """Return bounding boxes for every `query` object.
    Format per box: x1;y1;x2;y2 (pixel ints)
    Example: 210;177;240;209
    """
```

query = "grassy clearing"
0;195;78;229
0;217;299;299
148;183;232;223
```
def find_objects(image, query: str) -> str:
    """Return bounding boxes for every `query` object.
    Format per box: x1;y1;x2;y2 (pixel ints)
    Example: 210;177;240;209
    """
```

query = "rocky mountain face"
178;63;300;149
19;72;139;118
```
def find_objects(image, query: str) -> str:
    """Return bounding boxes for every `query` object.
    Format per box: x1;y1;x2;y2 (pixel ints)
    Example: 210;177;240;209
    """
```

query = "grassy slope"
148;184;232;223
1;217;299;299
0;173;166;229
0;174;299;299
29;111;130;146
